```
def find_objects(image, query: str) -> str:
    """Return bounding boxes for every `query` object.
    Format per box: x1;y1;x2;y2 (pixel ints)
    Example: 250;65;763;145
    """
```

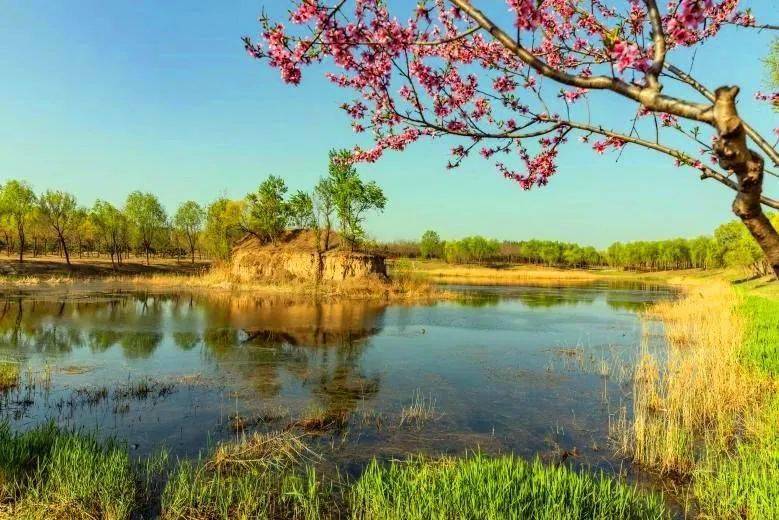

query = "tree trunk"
59;233;71;266
17;226;24;263
711;86;779;279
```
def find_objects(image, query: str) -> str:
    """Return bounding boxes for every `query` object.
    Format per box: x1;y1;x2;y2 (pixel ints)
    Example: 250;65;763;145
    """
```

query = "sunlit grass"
618;282;779;518
0;362;20;391
739;294;779;377
352;454;667;520
161;431;326;520
0;423;138;519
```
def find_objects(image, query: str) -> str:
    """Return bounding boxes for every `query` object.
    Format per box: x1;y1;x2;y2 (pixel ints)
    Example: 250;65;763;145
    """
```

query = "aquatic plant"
399;390;438;429
351;454;667;520
0;362;20;392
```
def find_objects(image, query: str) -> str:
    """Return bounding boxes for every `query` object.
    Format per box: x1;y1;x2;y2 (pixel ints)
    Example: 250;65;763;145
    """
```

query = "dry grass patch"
615;282;767;474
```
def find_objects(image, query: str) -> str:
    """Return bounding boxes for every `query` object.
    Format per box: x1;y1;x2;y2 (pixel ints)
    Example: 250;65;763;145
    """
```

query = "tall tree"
203;198;245;260
91;200;128;268
0;180;37;262
173;201;205;264
245;175;289;243
37;190;78;266
247;1;779;277
313;177;336;251
288;190;316;229
328;150;386;249
420;230;443;259
124;191;167;265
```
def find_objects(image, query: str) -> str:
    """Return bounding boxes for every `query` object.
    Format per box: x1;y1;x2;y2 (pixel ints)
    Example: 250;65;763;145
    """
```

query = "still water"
0;282;671;477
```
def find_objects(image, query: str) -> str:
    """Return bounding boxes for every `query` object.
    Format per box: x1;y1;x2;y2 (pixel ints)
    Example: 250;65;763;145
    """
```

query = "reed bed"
393;259;604;286
615;281;778;518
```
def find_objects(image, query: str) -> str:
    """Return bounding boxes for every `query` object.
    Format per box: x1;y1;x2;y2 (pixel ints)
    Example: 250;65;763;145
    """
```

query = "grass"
616;281;779;518
739;294;779;377
399;390;438;428
161;431;326;520
0;362;20;391
689;294;779;519
351;454;667;520
0;423;138;519
392;258;606;285
0;422;668;519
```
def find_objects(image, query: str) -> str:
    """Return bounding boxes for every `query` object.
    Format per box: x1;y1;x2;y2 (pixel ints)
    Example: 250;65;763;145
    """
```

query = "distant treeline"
371;215;779;276
0;150;385;267
2;168;775;275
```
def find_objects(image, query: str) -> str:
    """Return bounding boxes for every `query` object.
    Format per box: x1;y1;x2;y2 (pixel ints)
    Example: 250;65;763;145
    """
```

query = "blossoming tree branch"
244;0;779;277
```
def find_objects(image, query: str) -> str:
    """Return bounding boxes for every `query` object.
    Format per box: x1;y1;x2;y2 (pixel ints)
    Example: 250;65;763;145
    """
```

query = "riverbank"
0;263;774;517
0;256;439;300
0;423;667;519
614;278;778;518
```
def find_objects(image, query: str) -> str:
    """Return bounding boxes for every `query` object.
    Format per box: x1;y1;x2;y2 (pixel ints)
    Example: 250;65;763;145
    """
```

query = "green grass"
688;294;779;519
0;423;139;519
739;295;779;377
162;459;325;520
693;395;779;519
0;361;20;391
351;454;667;520
161;430;327;520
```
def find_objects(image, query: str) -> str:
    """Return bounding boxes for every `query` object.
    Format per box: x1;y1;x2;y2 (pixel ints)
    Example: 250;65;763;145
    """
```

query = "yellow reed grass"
615;282;768;475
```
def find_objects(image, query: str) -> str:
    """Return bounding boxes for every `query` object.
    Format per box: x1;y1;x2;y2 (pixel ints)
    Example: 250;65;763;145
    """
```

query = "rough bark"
711;86;779;278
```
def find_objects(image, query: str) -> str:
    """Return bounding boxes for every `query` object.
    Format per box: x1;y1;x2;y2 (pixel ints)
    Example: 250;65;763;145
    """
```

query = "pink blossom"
610;40;649;73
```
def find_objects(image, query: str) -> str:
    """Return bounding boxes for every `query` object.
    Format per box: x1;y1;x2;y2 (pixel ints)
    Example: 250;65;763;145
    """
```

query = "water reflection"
0;282;672;471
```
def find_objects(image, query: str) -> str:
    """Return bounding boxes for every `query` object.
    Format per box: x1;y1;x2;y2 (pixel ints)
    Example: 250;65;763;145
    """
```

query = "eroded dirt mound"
231;230;387;283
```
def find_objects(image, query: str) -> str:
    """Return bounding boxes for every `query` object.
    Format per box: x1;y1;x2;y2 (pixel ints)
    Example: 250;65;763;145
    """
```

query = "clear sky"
1;1;776;247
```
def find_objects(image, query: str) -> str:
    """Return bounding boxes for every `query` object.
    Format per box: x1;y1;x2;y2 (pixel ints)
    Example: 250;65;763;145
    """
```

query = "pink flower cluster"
507;0;542;31
755;91;779;109
610;40;649;73
592;137;626;154
247;0;769;192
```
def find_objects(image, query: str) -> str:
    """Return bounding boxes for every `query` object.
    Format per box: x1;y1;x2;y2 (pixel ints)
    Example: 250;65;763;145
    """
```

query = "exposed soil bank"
231;231;387;283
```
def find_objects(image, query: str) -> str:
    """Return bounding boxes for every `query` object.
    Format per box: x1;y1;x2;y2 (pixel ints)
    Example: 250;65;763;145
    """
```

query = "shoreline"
2;256;776;301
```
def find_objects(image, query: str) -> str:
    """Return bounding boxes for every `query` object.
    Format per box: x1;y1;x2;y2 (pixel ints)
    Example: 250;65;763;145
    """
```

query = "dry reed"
614;282;768;475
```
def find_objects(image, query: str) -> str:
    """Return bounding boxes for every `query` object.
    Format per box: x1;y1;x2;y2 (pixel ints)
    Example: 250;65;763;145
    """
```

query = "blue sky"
1;1;776;247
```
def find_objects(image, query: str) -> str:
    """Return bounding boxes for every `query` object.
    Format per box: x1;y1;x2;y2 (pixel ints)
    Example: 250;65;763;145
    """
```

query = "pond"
0;282;672;480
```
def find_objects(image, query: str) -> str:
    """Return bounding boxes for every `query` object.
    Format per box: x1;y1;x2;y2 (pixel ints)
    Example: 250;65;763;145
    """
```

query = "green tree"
313;178;336;251
715;220;764;274
245;175;289;243
420;230;443;259
328;150;386;250
37;190;78;266
203;198;245;260
0;180;37;262
91;200;128;268
288;190;315;229
173;201;205;264
124;191;167;265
